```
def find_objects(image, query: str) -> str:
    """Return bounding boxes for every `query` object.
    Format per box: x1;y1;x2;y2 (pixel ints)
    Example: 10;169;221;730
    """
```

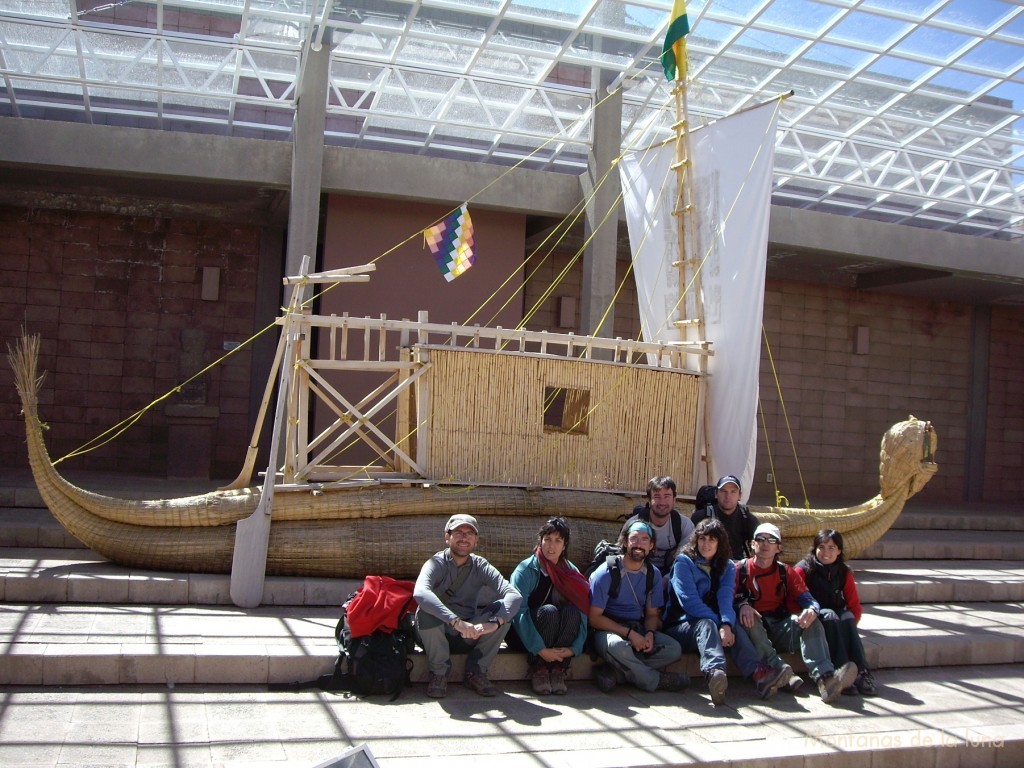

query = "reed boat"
10;331;936;596
8;19;938;606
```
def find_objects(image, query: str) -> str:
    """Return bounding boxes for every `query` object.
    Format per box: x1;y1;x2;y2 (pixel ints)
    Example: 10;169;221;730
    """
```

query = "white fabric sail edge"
620;100;781;502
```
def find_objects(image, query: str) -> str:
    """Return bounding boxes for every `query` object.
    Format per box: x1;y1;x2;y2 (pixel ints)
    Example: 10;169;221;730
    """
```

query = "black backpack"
583;540;656;602
694;485;718;512
334;595;416;700
273;589;415;701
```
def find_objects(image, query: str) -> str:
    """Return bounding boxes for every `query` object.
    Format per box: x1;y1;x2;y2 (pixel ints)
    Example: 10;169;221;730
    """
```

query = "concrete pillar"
965;305;990;501
579;68;622;338
285;32;333;277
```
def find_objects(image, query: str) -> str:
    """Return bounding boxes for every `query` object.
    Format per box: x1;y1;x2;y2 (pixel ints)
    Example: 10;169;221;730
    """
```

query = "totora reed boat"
8;19;938;606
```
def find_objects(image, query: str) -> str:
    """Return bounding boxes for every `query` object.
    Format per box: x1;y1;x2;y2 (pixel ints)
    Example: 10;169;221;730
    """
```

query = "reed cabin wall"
421;347;701;491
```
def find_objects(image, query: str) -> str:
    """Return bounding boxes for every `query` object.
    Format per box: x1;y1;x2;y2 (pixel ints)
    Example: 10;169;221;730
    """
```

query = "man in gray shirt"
414;513;522;698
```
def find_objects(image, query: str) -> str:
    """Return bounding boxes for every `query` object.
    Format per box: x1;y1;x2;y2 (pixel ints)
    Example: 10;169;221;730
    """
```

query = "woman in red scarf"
509;517;591;695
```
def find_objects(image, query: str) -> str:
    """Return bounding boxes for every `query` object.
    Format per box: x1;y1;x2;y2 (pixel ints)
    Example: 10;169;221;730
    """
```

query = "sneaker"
465;671;498;697
856;670;878;696
706;669;728;706
594;663;617;693
818;662;858;704
657;671;688;692
531;666;552;695
426;672;448;698
782;674;804;694
753;663;792;700
549;667;568;695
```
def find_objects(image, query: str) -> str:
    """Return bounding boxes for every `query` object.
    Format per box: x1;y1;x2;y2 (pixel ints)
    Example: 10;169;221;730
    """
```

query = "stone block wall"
988;308;1024;497
0;206;262;478
756;282;972;505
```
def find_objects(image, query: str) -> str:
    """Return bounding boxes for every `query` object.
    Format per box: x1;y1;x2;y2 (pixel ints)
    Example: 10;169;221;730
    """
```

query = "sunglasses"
754;536;779;544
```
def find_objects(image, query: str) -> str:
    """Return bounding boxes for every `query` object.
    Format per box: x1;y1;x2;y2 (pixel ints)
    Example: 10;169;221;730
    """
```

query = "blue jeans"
743;613;834;681
665;618;763;677
415;608;510;677
592;630;682;691
818;609;869;671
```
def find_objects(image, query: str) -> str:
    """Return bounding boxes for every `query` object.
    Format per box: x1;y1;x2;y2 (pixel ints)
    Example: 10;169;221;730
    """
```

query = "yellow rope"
760;325;809;508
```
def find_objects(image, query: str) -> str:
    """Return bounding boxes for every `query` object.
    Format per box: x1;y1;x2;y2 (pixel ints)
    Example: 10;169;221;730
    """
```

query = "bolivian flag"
661;0;690;82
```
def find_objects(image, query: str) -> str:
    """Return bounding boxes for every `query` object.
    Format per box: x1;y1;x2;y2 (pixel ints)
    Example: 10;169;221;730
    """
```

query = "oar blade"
229;501;272;608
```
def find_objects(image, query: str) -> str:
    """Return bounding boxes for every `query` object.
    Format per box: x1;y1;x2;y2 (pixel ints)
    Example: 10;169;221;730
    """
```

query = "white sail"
621;100;781;501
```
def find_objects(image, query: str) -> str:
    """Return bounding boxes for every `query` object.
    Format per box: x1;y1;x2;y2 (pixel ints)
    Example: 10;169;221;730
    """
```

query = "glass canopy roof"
1;0;1021;239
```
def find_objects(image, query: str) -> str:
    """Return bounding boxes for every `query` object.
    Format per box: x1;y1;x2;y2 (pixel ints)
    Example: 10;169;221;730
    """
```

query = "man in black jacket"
620;476;695;573
690;475;759;560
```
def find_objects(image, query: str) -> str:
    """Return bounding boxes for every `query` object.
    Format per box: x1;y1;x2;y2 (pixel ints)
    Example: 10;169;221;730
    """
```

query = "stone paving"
2;664;1023;768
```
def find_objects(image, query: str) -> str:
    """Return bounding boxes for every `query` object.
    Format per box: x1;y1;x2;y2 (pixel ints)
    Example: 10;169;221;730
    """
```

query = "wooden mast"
668;44;711;486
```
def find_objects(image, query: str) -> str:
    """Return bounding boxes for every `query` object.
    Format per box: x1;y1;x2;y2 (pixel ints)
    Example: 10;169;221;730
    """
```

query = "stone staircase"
2;482;1024;687
2;474;1023;767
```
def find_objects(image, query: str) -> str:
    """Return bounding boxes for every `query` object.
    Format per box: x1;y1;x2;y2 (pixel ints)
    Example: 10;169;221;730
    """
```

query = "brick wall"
987;307;1024;497
0;206;262;478
755;282;971;505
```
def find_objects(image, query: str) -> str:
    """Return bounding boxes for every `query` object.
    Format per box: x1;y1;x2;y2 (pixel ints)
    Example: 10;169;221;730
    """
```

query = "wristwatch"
488;616;503;626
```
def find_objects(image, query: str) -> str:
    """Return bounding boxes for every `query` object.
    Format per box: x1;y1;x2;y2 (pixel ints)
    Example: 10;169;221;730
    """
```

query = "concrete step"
0;547;360;607
859;528;1024;560
7;547;1024;607
0;664;1021;768
2;598;1021;687
853;560;1024;603
894;509;1024;532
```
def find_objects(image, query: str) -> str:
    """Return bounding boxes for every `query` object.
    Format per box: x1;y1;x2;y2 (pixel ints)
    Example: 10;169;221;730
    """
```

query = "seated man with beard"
587;521;684;693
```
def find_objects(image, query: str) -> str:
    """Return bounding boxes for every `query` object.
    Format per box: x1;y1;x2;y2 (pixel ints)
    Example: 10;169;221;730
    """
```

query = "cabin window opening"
543;386;590;435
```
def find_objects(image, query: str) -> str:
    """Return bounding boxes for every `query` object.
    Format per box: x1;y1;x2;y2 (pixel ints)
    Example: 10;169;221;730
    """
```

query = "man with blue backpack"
587;520;684;693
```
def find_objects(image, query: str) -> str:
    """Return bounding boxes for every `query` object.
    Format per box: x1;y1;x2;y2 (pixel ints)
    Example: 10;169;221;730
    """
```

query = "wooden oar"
230;255;311;608
229;260;376;608
219;324;287;491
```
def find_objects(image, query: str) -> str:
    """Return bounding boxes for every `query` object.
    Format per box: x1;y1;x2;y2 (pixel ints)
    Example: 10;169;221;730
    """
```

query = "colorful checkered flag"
423;204;475;282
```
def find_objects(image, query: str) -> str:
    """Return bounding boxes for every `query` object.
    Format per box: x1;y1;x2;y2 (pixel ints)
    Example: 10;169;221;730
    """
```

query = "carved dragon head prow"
879;415;938;500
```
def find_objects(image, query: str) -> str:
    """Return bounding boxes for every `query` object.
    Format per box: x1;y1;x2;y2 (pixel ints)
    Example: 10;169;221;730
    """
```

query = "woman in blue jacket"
663;518;791;705
510;517;590;695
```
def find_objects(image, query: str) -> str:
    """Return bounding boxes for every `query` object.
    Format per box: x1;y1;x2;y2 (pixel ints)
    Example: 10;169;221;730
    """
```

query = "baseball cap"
445;513;479;533
716;474;742;491
753;522;782;543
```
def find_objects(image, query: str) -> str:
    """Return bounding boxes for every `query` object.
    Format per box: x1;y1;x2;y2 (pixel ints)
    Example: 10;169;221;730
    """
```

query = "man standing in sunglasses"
414;514;522;699
733;523;858;704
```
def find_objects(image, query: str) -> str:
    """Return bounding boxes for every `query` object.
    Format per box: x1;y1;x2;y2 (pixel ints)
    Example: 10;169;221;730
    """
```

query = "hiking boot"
531;666;552;695
706;669;728;706
549;667;568;695
594;663;617;693
818;662;857;704
856;670;878;696
753;662;791;700
657;672;688;692
465;671;497;697
426;672;448;698
782;674;804;693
